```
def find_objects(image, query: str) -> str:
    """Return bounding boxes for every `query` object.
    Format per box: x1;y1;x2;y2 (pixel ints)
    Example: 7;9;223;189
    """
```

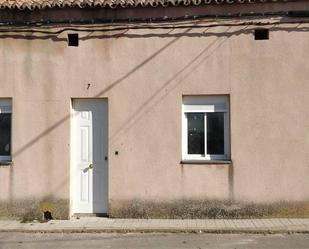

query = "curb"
0;228;308;234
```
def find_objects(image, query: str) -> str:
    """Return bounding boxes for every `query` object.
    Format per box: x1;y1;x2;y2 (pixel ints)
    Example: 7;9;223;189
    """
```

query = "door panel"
80;170;89;202
71;99;108;214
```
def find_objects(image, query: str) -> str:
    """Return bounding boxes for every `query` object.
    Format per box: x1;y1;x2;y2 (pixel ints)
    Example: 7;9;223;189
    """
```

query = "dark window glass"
0;113;11;156
187;113;204;154
207;113;224;155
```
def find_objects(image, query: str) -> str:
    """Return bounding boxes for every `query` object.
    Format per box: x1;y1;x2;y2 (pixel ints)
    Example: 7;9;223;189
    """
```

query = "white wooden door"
71;99;108;214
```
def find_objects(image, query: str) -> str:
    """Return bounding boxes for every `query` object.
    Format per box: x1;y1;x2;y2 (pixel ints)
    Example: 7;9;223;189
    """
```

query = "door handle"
83;164;93;172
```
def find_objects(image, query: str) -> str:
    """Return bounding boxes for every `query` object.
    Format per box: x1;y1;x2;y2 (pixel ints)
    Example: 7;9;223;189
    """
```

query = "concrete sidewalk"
0;218;309;234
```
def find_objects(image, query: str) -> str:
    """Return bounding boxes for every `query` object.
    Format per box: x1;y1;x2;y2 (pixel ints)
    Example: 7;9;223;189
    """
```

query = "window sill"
0;161;13;166
180;160;232;165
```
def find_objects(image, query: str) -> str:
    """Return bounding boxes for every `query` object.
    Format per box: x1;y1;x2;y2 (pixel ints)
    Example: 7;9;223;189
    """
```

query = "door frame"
69;98;109;217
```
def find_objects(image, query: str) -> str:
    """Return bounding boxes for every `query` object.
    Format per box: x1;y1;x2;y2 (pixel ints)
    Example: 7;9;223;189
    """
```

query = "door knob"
88;163;93;169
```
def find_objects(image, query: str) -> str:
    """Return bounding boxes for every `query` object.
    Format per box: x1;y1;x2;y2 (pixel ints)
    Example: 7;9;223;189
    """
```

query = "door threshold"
72;213;108;218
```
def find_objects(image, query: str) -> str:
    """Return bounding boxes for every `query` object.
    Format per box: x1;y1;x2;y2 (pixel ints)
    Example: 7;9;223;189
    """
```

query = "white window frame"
0;99;12;162
182;96;230;161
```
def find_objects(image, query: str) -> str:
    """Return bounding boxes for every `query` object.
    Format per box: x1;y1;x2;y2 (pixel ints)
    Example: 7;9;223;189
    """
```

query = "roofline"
0;0;294;11
0;1;308;25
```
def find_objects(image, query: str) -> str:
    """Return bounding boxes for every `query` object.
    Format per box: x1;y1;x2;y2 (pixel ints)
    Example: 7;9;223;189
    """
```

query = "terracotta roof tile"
0;0;288;10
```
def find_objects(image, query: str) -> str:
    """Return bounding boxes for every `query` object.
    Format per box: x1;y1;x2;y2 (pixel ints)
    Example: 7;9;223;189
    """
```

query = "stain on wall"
0;198;69;221
109;199;309;219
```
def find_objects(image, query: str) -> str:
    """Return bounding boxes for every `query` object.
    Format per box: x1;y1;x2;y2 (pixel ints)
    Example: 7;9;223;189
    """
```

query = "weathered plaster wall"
0;13;308;218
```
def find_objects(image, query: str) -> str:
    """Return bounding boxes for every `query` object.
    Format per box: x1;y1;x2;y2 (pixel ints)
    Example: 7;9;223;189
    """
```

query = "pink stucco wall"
0;11;308;214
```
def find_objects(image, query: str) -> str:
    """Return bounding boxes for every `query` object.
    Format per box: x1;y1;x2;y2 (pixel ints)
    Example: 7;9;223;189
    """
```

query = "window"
182;96;230;161
67;33;79;47
0;99;12;161
254;29;269;40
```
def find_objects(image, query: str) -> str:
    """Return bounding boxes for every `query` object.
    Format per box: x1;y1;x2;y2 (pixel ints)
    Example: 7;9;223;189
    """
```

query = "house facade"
0;0;308;219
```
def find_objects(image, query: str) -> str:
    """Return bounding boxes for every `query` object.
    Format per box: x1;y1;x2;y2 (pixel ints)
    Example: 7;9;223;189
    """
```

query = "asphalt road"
0;232;308;249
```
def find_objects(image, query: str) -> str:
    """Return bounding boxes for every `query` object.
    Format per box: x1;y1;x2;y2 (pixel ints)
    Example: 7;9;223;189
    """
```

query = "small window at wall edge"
182;95;230;162
0;99;12;163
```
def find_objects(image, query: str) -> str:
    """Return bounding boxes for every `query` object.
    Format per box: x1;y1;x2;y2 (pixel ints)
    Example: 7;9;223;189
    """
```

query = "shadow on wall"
0;19;307;41
11;26;195;158
10;25;234;158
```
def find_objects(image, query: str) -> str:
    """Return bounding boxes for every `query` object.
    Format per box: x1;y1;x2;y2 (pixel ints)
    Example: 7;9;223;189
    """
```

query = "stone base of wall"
0;198;69;221
2;198;308;220
109;199;309;219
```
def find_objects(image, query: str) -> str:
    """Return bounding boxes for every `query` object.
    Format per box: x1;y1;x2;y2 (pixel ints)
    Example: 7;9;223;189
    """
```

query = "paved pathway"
0;218;309;233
